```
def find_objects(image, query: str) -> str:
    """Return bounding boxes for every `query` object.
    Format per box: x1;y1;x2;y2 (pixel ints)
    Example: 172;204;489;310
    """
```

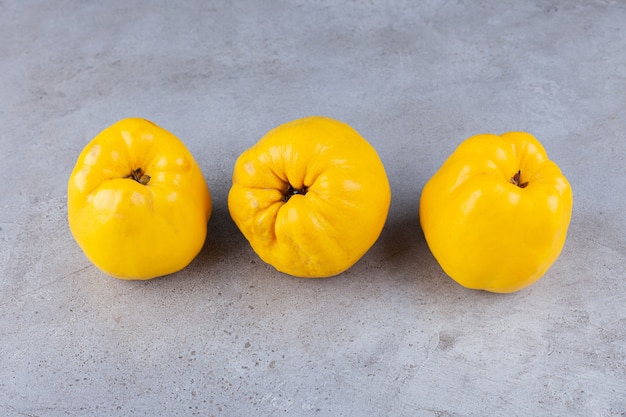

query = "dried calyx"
127;167;151;185
282;184;308;202
511;170;528;188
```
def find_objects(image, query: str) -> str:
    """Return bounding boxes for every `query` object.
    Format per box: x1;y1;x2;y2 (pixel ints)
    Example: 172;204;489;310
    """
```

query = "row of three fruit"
68;117;571;293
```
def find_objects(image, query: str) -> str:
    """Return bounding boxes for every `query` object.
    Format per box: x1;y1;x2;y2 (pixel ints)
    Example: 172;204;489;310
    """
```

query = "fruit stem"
511;170;528;188
127;167;151;185
282;184;308;202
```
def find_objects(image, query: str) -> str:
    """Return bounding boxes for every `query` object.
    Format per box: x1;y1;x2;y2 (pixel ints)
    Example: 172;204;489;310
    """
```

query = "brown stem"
511;170;528;188
282;184;308;202
127;167;151;185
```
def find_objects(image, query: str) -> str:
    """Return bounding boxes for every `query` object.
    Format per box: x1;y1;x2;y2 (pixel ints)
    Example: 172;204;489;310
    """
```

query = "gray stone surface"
1;0;625;416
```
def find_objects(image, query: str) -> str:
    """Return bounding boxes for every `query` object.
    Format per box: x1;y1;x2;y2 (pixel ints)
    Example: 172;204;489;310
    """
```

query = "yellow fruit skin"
67;118;212;280
419;132;573;293
228;116;391;278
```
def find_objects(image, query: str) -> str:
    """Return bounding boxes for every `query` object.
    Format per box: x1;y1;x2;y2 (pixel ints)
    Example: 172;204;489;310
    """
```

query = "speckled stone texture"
1;1;625;416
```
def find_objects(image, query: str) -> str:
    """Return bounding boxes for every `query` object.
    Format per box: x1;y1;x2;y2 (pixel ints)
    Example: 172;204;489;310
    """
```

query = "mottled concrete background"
1;0;625;416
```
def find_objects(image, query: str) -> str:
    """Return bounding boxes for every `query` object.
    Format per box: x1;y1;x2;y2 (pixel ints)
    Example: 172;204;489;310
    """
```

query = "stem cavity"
127;167;151;185
511;170;528;188
282;184;308;202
